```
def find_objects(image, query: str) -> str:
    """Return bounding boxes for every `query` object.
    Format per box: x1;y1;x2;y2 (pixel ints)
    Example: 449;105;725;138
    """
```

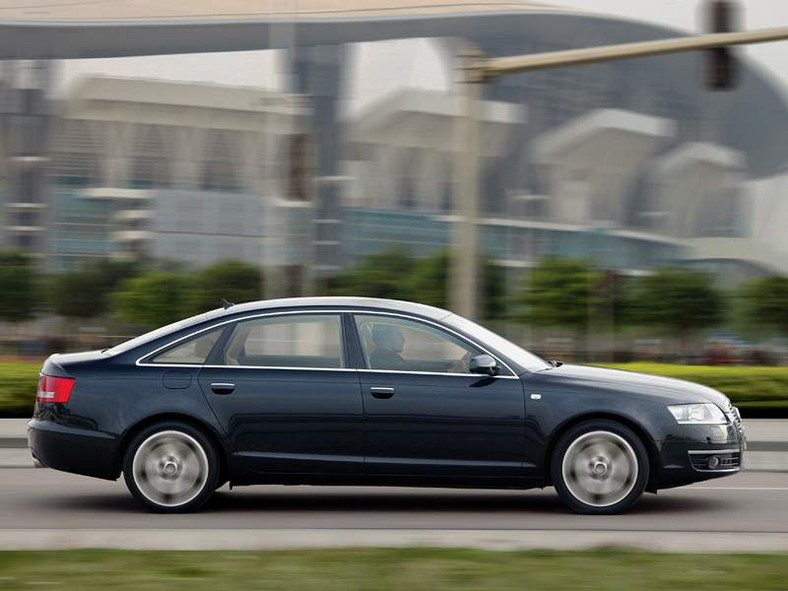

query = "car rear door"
351;313;526;479
197;312;364;476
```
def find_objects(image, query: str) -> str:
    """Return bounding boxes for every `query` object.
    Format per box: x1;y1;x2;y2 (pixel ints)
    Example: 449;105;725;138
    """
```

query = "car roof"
109;297;455;357
219;296;453;321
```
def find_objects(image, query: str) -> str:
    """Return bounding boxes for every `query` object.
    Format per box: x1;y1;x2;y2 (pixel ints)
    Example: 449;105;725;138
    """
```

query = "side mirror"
469;354;499;376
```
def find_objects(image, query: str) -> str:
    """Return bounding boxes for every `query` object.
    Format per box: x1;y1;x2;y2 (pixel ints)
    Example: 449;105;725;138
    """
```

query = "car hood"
534;363;731;407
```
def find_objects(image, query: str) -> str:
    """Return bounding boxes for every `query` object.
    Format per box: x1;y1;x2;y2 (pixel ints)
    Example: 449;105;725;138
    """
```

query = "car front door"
352;313;526;479
197;312;363;476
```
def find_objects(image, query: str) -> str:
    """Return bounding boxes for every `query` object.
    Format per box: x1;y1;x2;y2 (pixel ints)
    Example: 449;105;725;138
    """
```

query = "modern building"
1;0;788;288
0;61;53;259
343;92;686;274
45;76;307;272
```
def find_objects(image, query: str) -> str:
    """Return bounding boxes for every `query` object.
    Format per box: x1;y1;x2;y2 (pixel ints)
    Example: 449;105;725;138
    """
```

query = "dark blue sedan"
28;297;746;514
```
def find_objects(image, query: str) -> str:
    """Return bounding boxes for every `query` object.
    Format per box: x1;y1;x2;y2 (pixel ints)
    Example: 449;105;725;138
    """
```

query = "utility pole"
450;47;486;321
450;18;788;321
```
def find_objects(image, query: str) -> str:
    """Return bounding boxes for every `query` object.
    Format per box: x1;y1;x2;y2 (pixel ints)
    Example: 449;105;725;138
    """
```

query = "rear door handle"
370;387;395;399
211;382;235;395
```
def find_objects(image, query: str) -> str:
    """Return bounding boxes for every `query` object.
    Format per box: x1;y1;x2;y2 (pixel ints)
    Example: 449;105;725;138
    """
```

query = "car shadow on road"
203;489;731;515
37;487;734;517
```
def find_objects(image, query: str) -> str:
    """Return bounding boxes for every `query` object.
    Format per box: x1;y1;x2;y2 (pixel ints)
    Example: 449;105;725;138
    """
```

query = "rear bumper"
28;418;120;480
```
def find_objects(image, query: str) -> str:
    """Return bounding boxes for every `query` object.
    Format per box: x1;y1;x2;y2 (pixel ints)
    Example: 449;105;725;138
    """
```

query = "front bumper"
28;418;120;480
655;410;746;489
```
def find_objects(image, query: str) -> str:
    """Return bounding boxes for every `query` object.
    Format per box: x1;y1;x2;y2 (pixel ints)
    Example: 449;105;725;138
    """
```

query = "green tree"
628;267;724;339
328;248;417;301
52;259;139;319
330;249;508;319
113;271;189;328
0;250;37;324
408;251;508;319
514;257;597;332
741;275;788;336
186;260;263;315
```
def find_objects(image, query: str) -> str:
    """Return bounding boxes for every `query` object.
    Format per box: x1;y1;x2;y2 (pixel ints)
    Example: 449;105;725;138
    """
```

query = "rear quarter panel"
36;353;229;478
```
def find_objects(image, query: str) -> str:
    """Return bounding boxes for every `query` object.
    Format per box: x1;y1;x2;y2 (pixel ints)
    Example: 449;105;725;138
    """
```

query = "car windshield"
106;308;227;356
443;314;549;373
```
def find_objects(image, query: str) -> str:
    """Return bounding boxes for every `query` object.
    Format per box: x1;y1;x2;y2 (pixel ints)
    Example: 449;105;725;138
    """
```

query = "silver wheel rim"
561;430;639;508
132;430;209;508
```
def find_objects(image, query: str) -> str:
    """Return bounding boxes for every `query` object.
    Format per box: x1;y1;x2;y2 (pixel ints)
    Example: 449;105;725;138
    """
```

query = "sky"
58;0;788;114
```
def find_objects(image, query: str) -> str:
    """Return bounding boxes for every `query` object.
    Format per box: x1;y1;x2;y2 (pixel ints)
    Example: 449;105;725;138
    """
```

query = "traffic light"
705;0;739;90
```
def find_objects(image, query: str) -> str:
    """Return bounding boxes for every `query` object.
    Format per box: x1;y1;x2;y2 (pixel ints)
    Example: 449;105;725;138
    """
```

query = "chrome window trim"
358;368;519;380
137;310;347;369
134;308;518;377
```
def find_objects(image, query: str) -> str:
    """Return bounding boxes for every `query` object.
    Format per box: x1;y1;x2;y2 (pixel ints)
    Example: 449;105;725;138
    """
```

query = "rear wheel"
123;422;219;513
551;420;649;515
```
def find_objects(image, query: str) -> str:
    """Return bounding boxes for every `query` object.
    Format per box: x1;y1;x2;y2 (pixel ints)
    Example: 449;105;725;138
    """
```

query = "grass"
0;548;786;590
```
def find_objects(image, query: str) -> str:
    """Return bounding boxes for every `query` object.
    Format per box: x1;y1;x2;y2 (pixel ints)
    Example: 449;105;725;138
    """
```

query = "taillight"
36;374;75;404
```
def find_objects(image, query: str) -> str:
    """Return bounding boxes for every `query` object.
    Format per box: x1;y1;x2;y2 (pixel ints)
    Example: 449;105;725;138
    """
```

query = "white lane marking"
687;486;788;491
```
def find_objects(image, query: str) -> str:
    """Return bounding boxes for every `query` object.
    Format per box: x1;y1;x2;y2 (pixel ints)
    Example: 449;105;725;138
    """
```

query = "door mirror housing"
469;354;499;376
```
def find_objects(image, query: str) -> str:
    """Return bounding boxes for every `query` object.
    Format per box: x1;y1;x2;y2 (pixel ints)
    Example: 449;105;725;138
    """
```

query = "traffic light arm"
450;23;788;320
482;26;788;79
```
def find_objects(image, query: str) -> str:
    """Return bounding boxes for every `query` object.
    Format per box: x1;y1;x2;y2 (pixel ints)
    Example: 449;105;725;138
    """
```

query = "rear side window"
219;314;344;368
150;328;224;364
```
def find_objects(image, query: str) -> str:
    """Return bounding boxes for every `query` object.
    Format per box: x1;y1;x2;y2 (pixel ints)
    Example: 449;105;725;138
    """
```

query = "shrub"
600;363;788;413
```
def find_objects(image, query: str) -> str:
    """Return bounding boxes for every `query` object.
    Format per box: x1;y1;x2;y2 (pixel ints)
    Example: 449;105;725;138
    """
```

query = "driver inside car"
369;324;408;370
368;322;473;373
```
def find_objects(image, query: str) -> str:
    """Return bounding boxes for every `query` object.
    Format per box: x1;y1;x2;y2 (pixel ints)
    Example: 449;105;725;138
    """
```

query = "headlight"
667;403;728;425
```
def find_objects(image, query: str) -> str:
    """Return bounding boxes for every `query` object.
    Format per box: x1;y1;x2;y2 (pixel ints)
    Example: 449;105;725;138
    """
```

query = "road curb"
0;528;786;552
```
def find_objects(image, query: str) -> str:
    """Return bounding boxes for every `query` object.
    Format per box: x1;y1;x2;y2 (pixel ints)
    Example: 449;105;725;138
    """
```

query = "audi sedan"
28;297;746;514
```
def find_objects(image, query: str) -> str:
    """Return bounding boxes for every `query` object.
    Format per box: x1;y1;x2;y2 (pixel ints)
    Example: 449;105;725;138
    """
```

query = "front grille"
689;450;741;472
727;401;747;447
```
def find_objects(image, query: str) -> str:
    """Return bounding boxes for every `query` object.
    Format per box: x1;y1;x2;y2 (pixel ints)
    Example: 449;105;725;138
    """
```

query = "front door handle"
211;382;235;395
370;386;395;399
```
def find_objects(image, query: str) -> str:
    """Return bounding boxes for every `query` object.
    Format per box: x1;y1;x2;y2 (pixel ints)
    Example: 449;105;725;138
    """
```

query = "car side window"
150;327;223;364
354;315;481;374
219;314;344;368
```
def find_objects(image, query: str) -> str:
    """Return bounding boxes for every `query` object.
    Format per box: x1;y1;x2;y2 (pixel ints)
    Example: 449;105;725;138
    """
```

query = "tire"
551;419;649;515
123;421;219;513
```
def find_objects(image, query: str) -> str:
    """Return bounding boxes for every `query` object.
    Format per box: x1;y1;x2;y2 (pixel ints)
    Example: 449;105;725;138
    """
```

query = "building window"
200;129;240;192
129;125;170;188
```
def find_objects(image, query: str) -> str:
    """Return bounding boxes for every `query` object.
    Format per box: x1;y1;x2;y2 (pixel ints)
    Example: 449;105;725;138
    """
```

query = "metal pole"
447;23;788;319
451;48;484;320
485;26;788;78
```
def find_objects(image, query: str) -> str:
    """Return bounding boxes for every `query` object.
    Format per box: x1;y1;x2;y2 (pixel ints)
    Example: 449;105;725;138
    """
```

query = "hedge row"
0;361;41;418
601;363;788;414
0;361;787;417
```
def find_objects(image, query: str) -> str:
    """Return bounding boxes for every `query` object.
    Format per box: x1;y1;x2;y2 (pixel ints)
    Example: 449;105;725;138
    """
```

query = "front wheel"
123;422;219;513
551;420;649;515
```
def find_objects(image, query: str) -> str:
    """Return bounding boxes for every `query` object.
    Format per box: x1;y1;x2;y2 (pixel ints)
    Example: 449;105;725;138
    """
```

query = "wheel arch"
543;412;659;492
115;412;230;484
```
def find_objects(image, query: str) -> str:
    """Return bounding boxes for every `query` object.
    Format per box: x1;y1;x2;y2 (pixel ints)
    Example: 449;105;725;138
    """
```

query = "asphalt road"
1;468;787;551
